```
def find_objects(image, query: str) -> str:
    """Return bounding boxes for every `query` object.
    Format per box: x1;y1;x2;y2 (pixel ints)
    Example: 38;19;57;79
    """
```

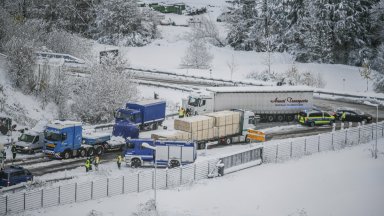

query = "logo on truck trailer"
270;97;309;105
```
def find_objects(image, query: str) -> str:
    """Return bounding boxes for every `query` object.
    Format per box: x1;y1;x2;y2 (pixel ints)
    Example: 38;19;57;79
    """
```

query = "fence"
0;122;383;215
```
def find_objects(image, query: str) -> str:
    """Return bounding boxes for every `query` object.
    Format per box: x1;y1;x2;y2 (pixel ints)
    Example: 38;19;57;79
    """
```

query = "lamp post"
142;142;157;210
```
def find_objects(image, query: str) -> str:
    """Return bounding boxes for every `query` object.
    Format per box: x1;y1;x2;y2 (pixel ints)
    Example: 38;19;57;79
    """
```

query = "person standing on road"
11;144;17;161
341;111;347;122
179;107;185;118
85;158;91;172
117;155;122;169
94;155;100;171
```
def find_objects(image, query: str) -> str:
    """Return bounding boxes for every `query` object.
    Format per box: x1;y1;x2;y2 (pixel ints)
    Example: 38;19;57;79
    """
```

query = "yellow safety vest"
85;160;91;168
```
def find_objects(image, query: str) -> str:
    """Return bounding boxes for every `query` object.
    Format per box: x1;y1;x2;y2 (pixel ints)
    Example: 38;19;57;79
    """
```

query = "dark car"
334;108;373;123
0;166;33;187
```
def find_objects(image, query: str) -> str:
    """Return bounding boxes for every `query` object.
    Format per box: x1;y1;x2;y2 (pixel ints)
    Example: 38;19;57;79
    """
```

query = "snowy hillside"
0;56;57;128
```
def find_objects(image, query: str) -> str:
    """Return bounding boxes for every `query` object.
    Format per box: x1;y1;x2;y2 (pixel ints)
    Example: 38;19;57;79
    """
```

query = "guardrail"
314;89;384;102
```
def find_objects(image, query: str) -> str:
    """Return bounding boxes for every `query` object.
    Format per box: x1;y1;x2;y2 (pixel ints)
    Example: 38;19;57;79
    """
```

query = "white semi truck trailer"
182;86;313;122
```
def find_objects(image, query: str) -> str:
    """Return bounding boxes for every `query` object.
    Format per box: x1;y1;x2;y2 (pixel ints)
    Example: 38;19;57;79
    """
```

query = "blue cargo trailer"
113;100;166;138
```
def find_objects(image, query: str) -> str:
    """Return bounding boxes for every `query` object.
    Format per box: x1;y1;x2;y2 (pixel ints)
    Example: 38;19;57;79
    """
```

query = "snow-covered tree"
72;55;138;123
226;54;238;80
373;44;384;92
4;37;36;93
93;0;156;46
181;39;213;69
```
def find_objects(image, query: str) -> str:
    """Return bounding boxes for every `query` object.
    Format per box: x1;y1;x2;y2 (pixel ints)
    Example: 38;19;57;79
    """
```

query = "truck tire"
79;148;86;157
199;143;206;149
87;148;95;157
96;146;103;155
169;160;180;168
286;115;294;122
310;121;315;127
277;115;284;122
131;158;141;168
224;138;231;145
245;135;250;143
267;115;274;122
152;123;158;130
62;150;71;160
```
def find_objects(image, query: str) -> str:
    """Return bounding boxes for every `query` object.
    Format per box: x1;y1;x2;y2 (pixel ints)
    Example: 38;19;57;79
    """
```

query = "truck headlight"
24;146;29;149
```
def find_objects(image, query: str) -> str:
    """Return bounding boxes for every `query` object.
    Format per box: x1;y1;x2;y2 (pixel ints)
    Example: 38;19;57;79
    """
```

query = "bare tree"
226;54;238;80
359;58;372;91
181;39;213;69
188;16;225;47
72;55;138;123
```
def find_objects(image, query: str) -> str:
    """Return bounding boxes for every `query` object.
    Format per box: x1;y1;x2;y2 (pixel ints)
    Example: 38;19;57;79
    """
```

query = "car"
334;107;373;123
297;110;335;127
0;166;33;187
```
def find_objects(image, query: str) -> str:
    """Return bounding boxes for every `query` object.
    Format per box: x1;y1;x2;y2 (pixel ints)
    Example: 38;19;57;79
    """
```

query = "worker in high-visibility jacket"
117;155;122;169
179;107;185;118
341;112;346;122
94;155;100;171
85;158;91;172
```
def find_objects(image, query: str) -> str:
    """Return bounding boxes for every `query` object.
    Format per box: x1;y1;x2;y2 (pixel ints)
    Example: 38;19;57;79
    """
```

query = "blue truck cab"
43;121;83;159
124;138;197;168
114;100;166;136
44;120;113;159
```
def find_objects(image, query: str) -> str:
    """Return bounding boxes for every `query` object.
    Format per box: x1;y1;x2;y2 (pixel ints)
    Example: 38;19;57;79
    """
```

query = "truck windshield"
188;97;200;107
44;131;62;141
19;134;35;143
115;111;130;121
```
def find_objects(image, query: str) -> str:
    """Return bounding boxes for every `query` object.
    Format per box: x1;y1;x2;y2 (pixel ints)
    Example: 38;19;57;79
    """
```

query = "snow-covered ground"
22;140;384;216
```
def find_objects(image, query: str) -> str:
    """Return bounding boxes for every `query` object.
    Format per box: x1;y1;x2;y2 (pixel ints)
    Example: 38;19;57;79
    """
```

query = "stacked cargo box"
205;111;241;137
174;115;215;140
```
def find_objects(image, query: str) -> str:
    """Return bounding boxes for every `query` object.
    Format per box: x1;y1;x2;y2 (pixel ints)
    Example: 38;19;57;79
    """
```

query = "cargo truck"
43;120;138;159
124;138;197;168
152;110;257;149
113;100;166;138
182;86;313;122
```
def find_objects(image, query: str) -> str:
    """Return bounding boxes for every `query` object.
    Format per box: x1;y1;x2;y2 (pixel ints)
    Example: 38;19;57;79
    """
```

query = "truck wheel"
286;115;294;122
267;115;274;122
79;148;86;157
152;123;158;130
63;150;71;159
96;146;103;155
169;160;180;168
131;158;141;168
310;121;315;127
277;115;284;122
87;148;95;157
224;138;231;145
245;135;250;143
199;143;206;149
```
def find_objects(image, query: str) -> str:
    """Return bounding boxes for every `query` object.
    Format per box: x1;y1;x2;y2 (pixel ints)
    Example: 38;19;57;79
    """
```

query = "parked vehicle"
43;120;137;159
124;138;197;168
297;110;335;127
0;166;33;187
15;130;45;154
152;110;257;149
182;86;313;122
113;100;166;138
334;107;373;123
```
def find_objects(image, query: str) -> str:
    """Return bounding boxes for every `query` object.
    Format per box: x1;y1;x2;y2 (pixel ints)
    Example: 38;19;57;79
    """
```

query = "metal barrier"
0;122;383;215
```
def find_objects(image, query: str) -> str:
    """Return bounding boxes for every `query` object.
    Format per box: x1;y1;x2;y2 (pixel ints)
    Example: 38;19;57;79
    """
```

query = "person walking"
117;154;122;169
94;155;100;171
11;144;17;161
85;158;91;172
